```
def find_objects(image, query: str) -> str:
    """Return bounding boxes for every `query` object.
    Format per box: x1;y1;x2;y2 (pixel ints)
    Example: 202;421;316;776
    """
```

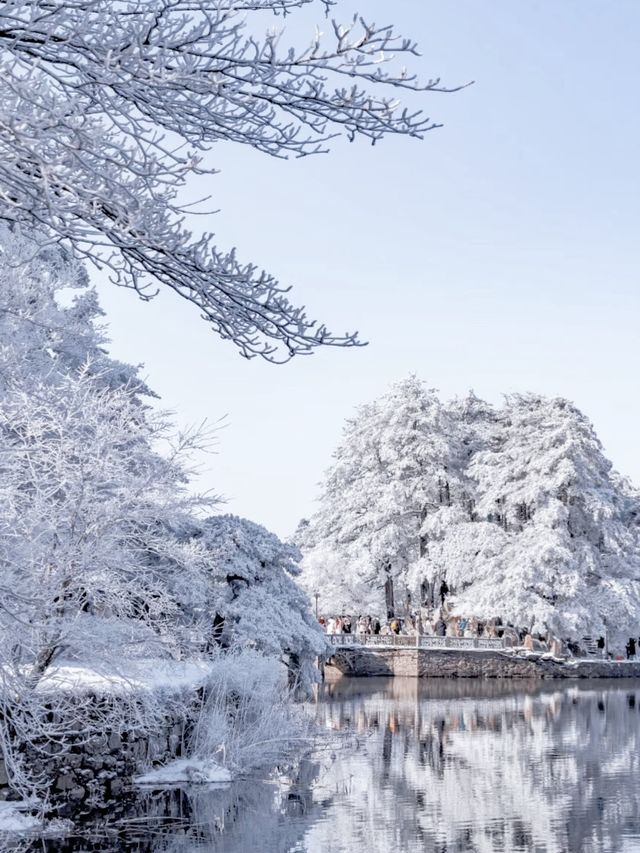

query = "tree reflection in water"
27;765;330;853
310;677;640;853
10;679;640;852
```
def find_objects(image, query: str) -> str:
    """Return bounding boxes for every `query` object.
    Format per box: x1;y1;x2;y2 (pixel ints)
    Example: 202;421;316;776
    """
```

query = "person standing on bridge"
626;637;636;660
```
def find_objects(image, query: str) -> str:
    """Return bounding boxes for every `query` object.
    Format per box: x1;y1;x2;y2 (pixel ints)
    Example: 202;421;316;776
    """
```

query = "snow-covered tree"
298;377;460;616
446;394;640;641
295;539;382;617
299;380;640;645
0;0;464;361
0;226;211;671
192;514;327;690
405;391;499;608
0;227;222;798
0;224;143;393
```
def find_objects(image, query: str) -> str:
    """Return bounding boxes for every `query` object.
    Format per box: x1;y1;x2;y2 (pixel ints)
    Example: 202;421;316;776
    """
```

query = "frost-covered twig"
0;0;466;360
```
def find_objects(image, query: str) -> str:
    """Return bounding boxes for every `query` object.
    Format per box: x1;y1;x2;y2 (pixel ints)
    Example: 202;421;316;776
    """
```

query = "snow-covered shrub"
189;650;313;774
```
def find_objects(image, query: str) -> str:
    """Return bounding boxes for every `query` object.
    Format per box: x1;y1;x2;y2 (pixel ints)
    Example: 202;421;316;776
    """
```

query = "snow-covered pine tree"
192;515;327;691
299;381;640;645
406;391;499;607
299;377;460;617
446;393;640;641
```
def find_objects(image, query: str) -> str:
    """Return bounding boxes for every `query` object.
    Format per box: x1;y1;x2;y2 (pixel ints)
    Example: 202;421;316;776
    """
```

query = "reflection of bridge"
328;634;506;651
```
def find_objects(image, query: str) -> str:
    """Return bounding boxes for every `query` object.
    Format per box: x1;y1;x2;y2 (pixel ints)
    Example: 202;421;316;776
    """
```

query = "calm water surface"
13;678;640;853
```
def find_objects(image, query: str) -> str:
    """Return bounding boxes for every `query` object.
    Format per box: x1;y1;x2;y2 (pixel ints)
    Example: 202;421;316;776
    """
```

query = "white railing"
328;634;505;650
328;633;413;648
476;637;505;650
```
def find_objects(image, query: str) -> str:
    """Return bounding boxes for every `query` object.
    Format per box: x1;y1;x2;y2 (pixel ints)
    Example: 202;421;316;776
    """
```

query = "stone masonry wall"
328;648;640;679
0;715;187;818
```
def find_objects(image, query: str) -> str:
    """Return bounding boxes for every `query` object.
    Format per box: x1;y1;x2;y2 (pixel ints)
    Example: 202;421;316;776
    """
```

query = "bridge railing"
327;634;505;650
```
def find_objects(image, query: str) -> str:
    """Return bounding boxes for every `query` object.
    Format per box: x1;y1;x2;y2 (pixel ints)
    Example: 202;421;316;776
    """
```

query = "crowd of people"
321;615;382;636
322;611;515;640
319;609;640;661
320;610;567;655
315;568;640;660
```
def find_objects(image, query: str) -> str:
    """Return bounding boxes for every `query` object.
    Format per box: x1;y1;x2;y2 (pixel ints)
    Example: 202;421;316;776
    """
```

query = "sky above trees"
93;1;640;537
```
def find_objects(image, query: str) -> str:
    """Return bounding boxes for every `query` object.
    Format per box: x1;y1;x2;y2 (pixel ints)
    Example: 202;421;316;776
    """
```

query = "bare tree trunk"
385;571;395;619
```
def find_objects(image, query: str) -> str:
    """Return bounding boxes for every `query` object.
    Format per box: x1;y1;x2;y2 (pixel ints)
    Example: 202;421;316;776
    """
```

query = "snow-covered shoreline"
135;758;232;786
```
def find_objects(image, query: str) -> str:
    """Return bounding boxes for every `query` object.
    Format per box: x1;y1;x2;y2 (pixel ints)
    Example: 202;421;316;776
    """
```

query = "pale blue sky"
96;1;640;537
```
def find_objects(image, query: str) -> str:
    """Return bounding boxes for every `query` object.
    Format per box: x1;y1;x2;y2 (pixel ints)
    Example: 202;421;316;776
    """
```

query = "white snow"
0;802;40;834
36;658;214;695
135;758;232;786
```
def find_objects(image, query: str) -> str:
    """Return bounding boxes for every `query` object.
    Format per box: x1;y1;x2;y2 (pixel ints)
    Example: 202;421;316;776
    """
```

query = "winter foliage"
0;227;322;801
0;225;211;679
298;377;640;643
194;515;328;677
0;0;462;361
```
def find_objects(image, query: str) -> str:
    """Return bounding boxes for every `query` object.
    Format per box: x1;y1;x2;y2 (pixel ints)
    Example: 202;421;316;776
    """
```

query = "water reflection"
8;679;640;852
310;678;640;853
27;770;326;853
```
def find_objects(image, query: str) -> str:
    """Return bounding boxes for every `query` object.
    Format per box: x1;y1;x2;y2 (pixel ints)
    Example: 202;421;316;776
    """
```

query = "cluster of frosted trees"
0;227;325;800
298;377;640;644
0;0;457;806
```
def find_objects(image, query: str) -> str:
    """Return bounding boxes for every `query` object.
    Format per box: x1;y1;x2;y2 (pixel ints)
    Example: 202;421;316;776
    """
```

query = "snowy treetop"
298;377;640;642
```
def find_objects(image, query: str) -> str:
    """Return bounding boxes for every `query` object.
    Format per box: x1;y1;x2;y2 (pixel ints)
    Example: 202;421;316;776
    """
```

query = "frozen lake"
16;678;640;852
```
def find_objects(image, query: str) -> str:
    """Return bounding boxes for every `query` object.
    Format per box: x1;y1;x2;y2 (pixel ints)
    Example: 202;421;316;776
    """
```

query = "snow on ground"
36;658;214;695
0;802;40;834
0;803;73;839
135;758;232;786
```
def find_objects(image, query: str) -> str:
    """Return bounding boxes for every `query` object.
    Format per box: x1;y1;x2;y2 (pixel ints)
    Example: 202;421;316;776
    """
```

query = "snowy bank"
0;802;40;834
135;758;232;787
35;658;214;696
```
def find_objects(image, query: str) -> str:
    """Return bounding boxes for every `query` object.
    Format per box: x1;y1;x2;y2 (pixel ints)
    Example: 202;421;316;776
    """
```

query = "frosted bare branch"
0;0;464;360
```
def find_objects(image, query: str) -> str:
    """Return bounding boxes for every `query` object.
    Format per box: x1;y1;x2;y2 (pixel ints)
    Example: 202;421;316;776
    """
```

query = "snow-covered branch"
0;0;464;360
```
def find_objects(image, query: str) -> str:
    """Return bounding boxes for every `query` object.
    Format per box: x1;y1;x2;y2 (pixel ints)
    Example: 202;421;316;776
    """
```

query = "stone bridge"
326;636;640;679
